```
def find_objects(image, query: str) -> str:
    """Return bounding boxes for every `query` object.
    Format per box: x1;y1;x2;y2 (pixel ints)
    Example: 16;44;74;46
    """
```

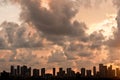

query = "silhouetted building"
27;67;31;77
67;68;72;77
21;65;31;77
14;69;17;76
93;66;96;77
99;64;103;77
53;68;56;76
81;68;85;77
41;68;45;77
66;68;75;77
116;68;120;77
21;65;27;77
86;70;91;77
1;71;9;79
99;64;107;77
57;68;65;77
17;65;20;76
10;65;15;76
33;69;39;77
107;65;115;78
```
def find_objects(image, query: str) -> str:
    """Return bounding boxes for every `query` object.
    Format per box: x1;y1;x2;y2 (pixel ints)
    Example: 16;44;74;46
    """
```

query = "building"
86;70;91;77
41;68;45;77
81;68;85;77
33;69;39;77
99;64;107;77
21;65;31;77
10;65;15;76
17;65;20;76
93;66;96;77
107;65;115;78
57;68;65;77
53;68;56;76
116;68;120;77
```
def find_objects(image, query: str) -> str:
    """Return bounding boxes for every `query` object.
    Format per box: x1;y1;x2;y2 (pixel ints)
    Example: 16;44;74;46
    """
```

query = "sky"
0;0;120;72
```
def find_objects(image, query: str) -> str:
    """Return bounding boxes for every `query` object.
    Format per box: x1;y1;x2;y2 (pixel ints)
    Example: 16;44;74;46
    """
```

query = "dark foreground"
1;76;120;80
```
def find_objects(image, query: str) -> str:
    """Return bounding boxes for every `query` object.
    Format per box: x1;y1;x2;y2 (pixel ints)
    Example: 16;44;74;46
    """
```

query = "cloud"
0;21;43;49
0;0;113;71
48;50;67;63
89;31;105;50
17;0;88;45
101;0;120;66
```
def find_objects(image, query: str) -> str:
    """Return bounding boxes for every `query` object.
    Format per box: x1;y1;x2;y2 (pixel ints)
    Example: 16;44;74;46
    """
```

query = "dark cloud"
0;21;43;49
89;31;105;50
17;0;88;45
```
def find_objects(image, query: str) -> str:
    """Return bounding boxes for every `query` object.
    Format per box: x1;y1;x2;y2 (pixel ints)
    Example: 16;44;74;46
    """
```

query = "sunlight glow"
41;0;50;10
88;14;117;39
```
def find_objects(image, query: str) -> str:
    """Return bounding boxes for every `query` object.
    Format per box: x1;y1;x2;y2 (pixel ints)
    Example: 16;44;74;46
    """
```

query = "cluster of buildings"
1;64;120;78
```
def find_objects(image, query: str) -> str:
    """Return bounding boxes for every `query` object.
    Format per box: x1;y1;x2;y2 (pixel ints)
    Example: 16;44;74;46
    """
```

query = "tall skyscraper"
21;65;31;77
116;68;120;77
67;68;72;77
93;66;96;77
53;68;56;76
108;65;113;78
21;65;27;77
33;69;39;77
17;65;20;76
10;65;15;76
41;68;45;77
99;64;103;74
57;68;65;77
81;68;85;77
86;70;91;77
27;67;31;77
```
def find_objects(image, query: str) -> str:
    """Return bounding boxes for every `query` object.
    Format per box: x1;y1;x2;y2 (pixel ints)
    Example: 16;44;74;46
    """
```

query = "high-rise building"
17;65;20;76
53;68;56;76
21;65;27;77
10;65;15;76
57;68;65;77
107;65;113;78
33;69;39;77
99;64;103;75
116;68;120;77
99;64;107;77
27;67;31;77
41;68;45;77
21;65;31;77
93;66;96;77
81;68;85;77
67;68;72;77
86;70;91;77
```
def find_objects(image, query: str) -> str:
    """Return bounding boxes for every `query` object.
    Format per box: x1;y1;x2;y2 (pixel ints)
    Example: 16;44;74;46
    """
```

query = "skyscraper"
17;65;20;76
33;69;39;77
57;68;65;77
10;65;15;76
81;68;85;77
41;68;45;77
93;66;96;77
53;68;56;76
116;68;120;77
86;70;91;77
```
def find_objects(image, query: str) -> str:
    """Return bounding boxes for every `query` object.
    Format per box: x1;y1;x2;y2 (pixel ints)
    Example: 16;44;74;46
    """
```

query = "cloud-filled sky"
0;0;120;72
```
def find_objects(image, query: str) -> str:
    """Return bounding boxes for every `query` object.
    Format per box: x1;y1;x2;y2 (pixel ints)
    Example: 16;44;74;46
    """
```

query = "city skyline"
0;0;120;72
1;63;120;79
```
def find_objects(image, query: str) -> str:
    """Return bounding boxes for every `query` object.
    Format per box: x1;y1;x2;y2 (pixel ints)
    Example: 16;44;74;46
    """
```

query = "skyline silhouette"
0;63;120;80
